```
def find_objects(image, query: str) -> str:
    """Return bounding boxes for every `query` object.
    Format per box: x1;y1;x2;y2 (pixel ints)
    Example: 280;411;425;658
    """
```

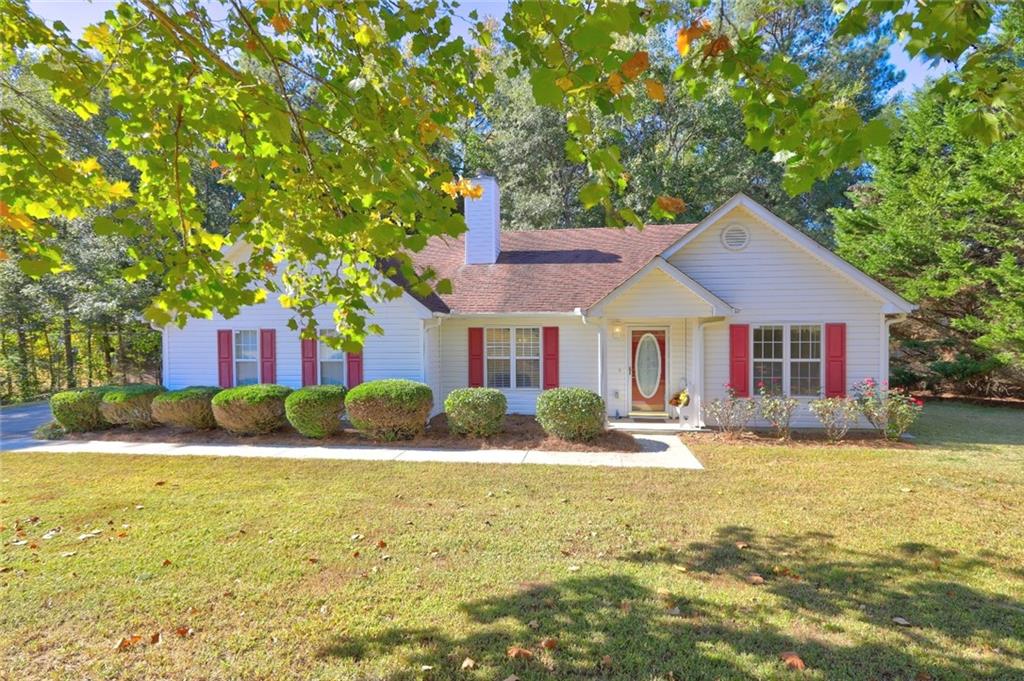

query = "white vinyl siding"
671;205;886;427
438;316;598;414
162;290;429;390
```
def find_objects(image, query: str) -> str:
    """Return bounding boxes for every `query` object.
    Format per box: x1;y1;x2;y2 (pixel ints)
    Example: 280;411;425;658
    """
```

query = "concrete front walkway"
6;433;702;470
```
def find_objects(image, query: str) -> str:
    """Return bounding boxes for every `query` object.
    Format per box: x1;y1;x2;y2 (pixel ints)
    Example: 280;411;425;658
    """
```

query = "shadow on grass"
318;527;1023;680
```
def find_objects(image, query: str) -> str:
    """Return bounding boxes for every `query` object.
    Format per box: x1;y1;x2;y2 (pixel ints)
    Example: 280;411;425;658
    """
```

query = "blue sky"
30;0;946;97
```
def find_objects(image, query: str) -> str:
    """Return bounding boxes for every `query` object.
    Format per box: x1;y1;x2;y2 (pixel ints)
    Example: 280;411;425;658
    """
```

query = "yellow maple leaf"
462;182;483;199
621;51;649;80
441;180;459;199
80;157;101;174
556;75;574;92
656;195;687;214
645;79;666;102
107;181;132;200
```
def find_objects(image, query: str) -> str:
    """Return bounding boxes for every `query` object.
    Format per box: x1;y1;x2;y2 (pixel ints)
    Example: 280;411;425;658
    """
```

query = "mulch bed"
60;413;640;453
681;428;915;449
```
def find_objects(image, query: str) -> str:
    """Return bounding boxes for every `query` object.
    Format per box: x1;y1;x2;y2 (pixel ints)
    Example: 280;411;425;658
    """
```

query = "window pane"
236;360;259;386
516;358;540;389
753;326;783;360
320;361;344;385
791;325;821;360
319;334;344;360
486;328;510;357
235;330;258;360
486;358;511;388
791;361;821;396
515;328;540;358
753;360;783;395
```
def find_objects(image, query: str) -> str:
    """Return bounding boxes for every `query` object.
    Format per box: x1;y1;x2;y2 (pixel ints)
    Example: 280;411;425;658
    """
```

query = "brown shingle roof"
407;224;696;314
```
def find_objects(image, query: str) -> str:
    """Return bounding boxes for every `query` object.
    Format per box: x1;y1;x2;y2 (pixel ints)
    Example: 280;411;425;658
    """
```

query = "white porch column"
597;322;607;407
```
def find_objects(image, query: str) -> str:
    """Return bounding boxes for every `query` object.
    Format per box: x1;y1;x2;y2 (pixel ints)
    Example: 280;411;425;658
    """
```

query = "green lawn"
2;401;1022;680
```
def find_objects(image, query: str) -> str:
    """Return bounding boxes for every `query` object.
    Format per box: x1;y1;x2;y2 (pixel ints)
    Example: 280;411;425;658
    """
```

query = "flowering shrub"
808;397;860;443
851;378;923;440
756;382;799;439
704;384;757;436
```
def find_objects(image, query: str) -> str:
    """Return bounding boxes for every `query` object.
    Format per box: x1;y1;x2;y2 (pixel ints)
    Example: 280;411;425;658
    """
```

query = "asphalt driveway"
0;401;52;450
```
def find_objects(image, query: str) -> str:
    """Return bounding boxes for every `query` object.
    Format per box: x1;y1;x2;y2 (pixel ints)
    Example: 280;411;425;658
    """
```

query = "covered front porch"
583;257;736;430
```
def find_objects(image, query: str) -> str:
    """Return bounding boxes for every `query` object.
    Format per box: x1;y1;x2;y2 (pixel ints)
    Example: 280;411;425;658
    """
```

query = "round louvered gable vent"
720;224;750;250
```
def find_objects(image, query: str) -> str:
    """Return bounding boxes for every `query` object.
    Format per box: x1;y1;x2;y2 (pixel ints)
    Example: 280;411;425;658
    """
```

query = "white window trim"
484;326;543;391
318;333;346;386
750;323;824;398
234;329;260;386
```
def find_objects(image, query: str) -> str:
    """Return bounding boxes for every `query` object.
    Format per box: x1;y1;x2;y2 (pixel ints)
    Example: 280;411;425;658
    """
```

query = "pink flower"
914;398;924;407
756;381;765;389
864;378;875;386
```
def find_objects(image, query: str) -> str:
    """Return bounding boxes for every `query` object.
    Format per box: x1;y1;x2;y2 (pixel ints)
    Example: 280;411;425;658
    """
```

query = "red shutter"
825;323;847;397
259;329;276;384
729;324;750;397
301;338;317;386
217;329;233;388
346;352;363;388
468;327;484;387
542;326;559;389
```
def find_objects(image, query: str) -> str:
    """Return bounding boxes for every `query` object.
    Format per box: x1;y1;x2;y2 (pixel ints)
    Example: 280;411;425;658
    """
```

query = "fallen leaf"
162;559;172;567
735;541;750;550
673;564;688;573
600;654;613;668
567;565;580;572
915;673;934;681
507;645;534;660
503;676;520;681
150;631;162;645
155;481;166;486
10;539;27;546
540;637;558;650
376;540;387;549
116;531;127;538
527;619;540;630
307;557;319;564
60;551;76;558
174;626;194;638
747;573;765;585
116;634;143;652
41;527;62;540
461;657;476;670
619;599;633;613
135;504;144;510
352;551;360;558
420;665;433;671
892;616;912;627
779;651;805;670
350;533;363;541
28;541;39;549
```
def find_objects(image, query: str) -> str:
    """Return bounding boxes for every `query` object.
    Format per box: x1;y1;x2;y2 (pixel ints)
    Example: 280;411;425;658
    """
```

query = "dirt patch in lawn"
60;414;640;453
681;428;915;449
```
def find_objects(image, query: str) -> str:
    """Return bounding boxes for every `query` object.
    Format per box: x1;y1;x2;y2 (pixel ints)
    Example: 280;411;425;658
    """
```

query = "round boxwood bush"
345;379;433;441
285;385;347;438
99;384;166;428
211;384;292;435
152;386;221;430
444;387;507;437
49;386;114;432
535;387;607;442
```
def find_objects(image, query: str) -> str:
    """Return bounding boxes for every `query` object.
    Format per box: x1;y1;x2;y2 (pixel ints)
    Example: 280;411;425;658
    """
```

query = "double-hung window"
485;327;541;389
319;334;345;385
234;330;259;386
752;324;822;397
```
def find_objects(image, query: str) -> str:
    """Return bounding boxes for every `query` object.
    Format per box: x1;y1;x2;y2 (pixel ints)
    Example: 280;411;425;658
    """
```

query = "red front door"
631;329;666;413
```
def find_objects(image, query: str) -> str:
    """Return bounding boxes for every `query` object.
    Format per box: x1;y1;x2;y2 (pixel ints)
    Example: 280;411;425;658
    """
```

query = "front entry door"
631;329;667;413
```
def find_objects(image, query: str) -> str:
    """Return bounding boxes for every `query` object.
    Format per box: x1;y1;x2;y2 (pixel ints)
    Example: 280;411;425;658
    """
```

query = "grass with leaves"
1;400;1022;680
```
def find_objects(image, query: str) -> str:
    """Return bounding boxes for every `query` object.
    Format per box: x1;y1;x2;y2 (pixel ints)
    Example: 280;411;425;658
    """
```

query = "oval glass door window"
635;333;661;399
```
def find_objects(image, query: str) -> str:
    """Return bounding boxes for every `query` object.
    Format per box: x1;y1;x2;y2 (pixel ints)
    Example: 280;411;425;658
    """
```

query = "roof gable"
660;193;915;313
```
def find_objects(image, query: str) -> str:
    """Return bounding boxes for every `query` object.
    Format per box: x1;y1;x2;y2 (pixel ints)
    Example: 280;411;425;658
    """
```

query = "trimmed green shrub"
34;420;66;440
285;385;347;438
99;384;166;428
152;386;221;430
535;387;606;442
444;388;506;437
211;384;292;435
49;386;114;432
345;379;433;441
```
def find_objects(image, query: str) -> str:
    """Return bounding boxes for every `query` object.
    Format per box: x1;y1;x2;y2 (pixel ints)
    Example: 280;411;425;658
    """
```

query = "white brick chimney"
464;174;500;265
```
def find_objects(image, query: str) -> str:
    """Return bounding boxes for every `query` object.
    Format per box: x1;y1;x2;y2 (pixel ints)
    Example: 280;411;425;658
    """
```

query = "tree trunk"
86;329;94;386
117;324;127;384
43;328;58;392
100;329;113;382
62;307;76;389
15;326;31;398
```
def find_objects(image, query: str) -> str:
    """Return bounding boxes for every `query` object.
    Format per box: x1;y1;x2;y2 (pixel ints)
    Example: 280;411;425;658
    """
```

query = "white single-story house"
159;179;914;428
